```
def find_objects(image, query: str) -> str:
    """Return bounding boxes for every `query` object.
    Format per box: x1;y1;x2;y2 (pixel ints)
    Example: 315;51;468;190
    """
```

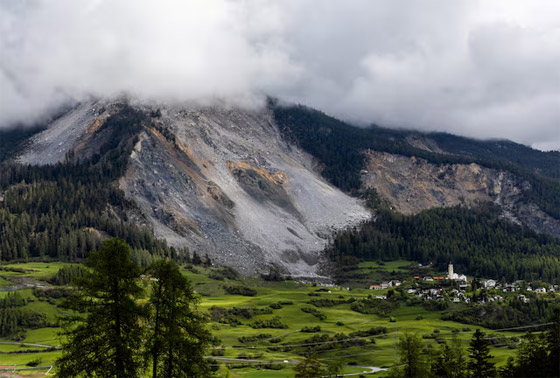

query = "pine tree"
432;341;465;378
293;354;324;378
546;309;560;378
393;333;428;378
147;259;213;378
467;329;496;378
56;238;146;378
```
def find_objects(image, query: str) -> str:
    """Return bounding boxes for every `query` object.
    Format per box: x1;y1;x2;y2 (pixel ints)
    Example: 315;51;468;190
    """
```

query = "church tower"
448;263;454;279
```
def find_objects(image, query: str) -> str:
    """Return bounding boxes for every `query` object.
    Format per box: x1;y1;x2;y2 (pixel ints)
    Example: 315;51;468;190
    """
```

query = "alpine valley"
1;98;560;377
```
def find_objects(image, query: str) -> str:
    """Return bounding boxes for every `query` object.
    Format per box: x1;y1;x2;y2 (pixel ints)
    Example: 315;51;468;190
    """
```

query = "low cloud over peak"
1;0;559;150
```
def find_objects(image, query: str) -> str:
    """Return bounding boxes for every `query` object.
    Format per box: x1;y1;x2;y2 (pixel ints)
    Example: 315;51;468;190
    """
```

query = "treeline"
51;265;85;285
56;239;213;378
327;205;560;282
443;296;558;330
273;103;560;219
428;132;560;179
0;105;185;262
386;323;560;378
0;292;48;337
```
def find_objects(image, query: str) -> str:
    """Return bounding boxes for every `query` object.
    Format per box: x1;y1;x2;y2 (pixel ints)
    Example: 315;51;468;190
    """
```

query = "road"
208;357;387;376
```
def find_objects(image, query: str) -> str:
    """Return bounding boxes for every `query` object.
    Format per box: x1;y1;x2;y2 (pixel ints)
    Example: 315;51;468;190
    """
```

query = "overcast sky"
1;0;559;150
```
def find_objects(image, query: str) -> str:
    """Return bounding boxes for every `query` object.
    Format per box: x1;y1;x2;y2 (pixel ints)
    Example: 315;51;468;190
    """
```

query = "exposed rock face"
361;151;560;238
19;102;370;276
124;107;370;275
16;100;560;273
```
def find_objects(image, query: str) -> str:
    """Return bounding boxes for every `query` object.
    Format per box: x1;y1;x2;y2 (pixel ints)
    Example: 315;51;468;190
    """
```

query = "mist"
1;0;559;150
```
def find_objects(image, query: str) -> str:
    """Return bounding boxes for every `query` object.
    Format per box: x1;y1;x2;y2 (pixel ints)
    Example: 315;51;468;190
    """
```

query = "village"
368;263;559;304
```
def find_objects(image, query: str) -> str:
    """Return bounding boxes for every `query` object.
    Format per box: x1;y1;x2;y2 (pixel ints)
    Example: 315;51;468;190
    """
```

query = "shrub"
224;286;257;297
301;326;321;333
250;316;288;329
301;307;327;320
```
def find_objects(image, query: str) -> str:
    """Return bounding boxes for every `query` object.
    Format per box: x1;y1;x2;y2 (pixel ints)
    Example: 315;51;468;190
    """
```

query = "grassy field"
0;262;531;377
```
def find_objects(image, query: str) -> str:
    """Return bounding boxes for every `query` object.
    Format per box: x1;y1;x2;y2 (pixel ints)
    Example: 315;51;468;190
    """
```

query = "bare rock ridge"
18;101;371;276
361;150;560;238
16;100;560;275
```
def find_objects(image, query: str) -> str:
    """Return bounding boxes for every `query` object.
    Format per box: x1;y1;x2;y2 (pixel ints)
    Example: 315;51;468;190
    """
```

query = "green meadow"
0;262;529;377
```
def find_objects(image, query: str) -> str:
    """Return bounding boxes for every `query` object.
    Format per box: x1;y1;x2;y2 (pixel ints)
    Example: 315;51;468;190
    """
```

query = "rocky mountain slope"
361;150;560;238
5;99;560;276
274;104;560;239
16;101;370;276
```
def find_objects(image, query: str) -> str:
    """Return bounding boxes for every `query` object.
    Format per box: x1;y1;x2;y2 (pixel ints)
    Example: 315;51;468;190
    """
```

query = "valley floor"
0;262;549;377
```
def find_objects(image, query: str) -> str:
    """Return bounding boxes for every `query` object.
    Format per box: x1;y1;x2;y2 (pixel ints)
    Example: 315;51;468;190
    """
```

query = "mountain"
5;100;369;276
273;104;560;238
1;99;559;278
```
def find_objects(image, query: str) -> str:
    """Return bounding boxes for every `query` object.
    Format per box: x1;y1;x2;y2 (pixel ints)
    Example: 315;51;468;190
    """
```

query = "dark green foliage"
56;238;146;378
25;358;42;367
350;327;388;337
350;298;400;316
32;287;73;300
297;333;367;354
250;316;288;329
51;265;85;285
308;298;352;307
293;355;324;378
0;105;181;262
237;333;272;343
292;354;344;378
430;336;466;378
0;291;26;308
500;311;560;378
547;310;560;378
301;326;321;333
390;333;429;378
207;266;240;281
328;206;560;282
300;307;327;320
273;103;560;219
274;104;367;192
442;297;559;329
208;306;272;325
0;292;47;337
224;285;257;296
428;132;560;179
147;259;213;378
467;329;496;378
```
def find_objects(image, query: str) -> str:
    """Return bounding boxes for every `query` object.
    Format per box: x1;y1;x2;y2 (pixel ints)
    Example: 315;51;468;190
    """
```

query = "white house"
484;279;496;288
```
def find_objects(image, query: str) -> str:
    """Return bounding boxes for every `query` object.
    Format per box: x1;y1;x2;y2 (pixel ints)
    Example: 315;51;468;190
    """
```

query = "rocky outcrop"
16;99;559;274
121;106;370;275
361;150;560;238
18;101;370;276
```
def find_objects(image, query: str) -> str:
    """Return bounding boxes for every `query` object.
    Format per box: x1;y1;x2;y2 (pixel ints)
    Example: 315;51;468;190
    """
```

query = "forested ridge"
0;106;182;262
273;103;560;219
327;204;560;282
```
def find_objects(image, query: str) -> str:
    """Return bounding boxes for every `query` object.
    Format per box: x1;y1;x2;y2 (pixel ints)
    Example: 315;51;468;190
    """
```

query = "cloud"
1;0;559;150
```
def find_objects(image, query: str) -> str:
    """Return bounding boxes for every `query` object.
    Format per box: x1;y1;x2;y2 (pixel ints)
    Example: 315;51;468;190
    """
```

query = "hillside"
1;100;369;276
273;103;560;238
0;99;559;281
